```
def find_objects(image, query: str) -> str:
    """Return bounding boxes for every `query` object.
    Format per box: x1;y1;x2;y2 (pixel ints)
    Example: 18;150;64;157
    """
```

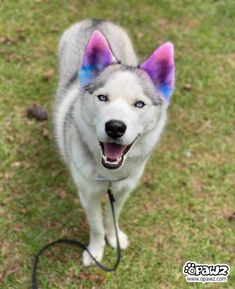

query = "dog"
54;19;174;266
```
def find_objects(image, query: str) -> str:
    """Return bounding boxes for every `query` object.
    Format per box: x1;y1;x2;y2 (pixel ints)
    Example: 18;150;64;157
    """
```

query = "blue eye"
134;101;145;108
97;95;108;102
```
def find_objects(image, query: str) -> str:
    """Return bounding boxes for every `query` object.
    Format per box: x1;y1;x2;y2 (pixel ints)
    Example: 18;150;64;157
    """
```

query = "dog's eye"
134;101;145;108
97;95;108;102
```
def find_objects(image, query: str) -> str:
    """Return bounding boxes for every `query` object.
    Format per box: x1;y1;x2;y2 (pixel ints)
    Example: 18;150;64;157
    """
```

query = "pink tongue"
103;143;127;160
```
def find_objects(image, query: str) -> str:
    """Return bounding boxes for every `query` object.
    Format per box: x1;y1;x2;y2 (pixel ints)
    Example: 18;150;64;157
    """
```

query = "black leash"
32;187;121;289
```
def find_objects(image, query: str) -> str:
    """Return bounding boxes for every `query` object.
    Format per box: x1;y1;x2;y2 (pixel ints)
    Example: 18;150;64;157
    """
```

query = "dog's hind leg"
79;190;105;266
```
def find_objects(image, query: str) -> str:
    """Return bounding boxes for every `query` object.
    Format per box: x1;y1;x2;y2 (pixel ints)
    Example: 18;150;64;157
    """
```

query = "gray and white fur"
54;19;174;266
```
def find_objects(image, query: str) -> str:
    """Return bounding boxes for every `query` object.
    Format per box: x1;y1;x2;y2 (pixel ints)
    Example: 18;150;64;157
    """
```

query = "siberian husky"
54;19;174;266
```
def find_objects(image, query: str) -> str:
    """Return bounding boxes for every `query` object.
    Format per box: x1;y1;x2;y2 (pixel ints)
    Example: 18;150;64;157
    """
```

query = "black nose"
105;120;127;139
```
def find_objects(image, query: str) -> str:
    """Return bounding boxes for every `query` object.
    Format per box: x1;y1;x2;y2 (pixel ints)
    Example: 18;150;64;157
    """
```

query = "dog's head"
79;30;174;170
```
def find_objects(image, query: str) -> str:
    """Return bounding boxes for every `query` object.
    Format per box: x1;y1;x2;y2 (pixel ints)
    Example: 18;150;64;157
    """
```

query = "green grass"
0;0;235;288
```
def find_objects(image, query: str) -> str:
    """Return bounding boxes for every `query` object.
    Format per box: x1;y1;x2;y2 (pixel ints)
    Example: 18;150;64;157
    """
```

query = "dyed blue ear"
140;42;175;102
80;30;116;86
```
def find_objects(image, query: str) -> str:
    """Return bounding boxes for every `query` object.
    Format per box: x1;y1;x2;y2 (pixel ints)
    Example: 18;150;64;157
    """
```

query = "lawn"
0;0;234;288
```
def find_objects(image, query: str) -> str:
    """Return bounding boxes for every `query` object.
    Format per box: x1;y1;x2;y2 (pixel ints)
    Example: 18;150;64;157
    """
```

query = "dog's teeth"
102;154;122;165
102;155;107;161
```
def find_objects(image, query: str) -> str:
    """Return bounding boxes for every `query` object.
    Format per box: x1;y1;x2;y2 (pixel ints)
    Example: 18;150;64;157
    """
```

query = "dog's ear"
140;42;174;102
80;30;116;86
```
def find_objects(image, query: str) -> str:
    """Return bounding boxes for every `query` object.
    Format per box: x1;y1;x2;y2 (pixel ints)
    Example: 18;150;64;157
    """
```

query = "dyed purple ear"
80;30;116;86
140;42;174;101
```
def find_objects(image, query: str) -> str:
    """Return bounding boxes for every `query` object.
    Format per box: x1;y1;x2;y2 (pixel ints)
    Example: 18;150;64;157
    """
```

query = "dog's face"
79;30;174;169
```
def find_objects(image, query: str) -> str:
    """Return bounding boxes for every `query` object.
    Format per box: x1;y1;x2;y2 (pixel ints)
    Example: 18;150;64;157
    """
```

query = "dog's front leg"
79;190;105;266
104;189;131;250
104;170;145;250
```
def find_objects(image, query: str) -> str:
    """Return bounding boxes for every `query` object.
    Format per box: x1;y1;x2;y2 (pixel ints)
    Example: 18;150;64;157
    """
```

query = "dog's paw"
82;245;104;266
106;230;129;249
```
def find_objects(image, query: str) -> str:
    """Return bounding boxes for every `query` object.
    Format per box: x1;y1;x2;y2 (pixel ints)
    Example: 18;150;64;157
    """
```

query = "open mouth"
99;141;134;169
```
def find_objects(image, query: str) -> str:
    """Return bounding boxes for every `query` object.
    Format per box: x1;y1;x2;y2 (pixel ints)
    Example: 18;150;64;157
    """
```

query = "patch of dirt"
42;69;55;82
